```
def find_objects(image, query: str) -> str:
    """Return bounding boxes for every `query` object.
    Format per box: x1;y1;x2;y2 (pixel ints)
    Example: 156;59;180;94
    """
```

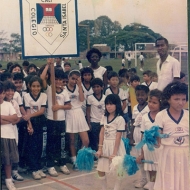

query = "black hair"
68;70;81;77
12;72;24;81
118;69;129;78
28;76;43;88
90;78;104;87
104;94;123;117
63;72;69;79
107;71;119;80
105;66;113;72
9;63;23;74
180;72;185;79
0;64;2;68
27;63;37;73
130;75;140;83
135;85;149;94
22;61;29;66
6;62;13;70
155;37;169;46
86;48;102;62
38;64;51;84
150;72;158;78
0;81;5;94
78;60;81;63
55;69;65;79
162;81;188;101
0;72;12;81
80;67;94;82
64;62;71;67
142;70;152;76
129;68;137;74
3;81;16;92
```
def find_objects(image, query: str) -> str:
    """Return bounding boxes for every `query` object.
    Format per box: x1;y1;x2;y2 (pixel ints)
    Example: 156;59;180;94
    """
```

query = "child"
86;48;107;88
104;71;127;112
27;63;37;74
154;82;189;190
139;52;144;71
127;53;132;69
40;61;72;177
64;62;71;72
150;72;158;82
136;89;163;190
78;60;83;70
141;70;158;91
65;70;89;170
86;78;106;151
96;94;126;190
80;67;94;115
23;76;47;180
121;56;125;69
22;60;29;77
132;85;150;188
0;81;19;190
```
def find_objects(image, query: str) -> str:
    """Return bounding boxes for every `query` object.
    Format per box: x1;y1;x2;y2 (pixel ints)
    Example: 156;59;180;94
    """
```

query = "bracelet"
98;144;103;147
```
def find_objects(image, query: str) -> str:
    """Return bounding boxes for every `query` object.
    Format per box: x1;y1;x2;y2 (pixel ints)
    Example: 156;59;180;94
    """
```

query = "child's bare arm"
96;127;105;158
86;106;91;129
111;131;122;159
23;107;45;121
52;102;71;111
122;100;127;111
1;114;18;123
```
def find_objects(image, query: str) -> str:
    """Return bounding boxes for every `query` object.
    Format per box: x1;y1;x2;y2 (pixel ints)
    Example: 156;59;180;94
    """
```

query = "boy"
86;78;106;151
64;62;71;72
40;59;72;177
139;52;144;71
27;63;37;75
131;85;149;188
0;81;19;190
104;71;127;111
0;72;12;82
141;70;158;91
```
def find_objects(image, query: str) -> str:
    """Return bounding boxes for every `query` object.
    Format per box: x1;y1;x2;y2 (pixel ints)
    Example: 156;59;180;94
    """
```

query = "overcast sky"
0;0;188;44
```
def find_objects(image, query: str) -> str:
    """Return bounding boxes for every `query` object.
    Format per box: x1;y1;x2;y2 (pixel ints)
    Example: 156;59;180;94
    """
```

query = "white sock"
98;175;107;190
72;156;76;163
5;178;12;183
149;182;155;190
114;178;122;190
139;164;147;179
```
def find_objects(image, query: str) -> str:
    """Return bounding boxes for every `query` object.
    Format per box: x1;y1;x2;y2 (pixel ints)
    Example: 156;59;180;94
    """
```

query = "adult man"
54;57;64;70
156;37;180;91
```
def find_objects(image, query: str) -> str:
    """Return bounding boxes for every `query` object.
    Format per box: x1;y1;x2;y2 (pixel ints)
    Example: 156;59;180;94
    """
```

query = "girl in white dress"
96;94;126;190
65;70;89;170
136;89;163;190
154;82;189;190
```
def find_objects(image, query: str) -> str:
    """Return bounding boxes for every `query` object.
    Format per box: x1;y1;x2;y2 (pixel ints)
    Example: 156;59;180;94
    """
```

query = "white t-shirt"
65;85;83;109
1;101;17;139
79;63;83;70
54;61;64;70
156;55;181;91
139;55;144;61
86;94;106;123
24;92;47;114
127;56;132;61
13;91;23;106
141;112;156;132
141;81;158;91
132;104;149;127
155;109;189;147
100;115;125;140
92;66;106;80
45;85;70;121
122;59;125;64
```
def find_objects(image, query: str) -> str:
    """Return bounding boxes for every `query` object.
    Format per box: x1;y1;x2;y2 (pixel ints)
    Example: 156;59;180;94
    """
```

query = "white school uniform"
154;109;189;190
92;66;106;80
86;94;106;123
24;92;47;113
13;91;23;107
141;81;158;91
97;115;126;173
141;112;163;171
81;83;93;115
65;85;89;133
132;104;149;155
45;85;70;121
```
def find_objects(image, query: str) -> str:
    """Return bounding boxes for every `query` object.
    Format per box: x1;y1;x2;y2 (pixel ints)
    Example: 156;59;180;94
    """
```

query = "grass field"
0;57;188;82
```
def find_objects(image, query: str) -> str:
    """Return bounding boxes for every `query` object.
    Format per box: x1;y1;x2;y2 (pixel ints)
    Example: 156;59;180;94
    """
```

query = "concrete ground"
1;164;144;190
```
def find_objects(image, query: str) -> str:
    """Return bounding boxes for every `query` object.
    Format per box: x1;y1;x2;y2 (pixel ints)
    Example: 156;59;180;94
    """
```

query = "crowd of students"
0;47;189;190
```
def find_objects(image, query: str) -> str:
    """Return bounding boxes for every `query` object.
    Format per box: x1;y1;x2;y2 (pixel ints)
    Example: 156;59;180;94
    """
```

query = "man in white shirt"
54;57;64;70
156;37;180;91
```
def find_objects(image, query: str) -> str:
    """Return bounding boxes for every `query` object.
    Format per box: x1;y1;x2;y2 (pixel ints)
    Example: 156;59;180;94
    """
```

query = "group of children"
0;47;189;190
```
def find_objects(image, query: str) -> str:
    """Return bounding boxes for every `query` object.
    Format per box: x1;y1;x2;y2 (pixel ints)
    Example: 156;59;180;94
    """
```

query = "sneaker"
18;166;27;173
60;165;70;175
5;179;17;190
134;178;147;188
32;171;41;180
38;170;46;178
12;170;24;181
140;68;144;71
48;167;58;177
143;182;150;189
72;164;79;171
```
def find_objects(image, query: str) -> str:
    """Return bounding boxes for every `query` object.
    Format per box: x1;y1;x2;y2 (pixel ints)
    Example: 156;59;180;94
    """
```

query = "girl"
23;76;47;180
80;67;94;115
86;48;107;88
154;82;189;190
65;70;89;170
96;94;126;190
136;89;163;190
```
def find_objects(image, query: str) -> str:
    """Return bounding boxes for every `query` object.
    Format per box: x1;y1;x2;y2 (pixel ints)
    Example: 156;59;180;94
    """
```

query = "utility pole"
115;36;116;58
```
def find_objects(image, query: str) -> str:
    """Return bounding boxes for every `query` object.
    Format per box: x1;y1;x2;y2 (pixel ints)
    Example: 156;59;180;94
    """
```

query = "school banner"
20;0;79;58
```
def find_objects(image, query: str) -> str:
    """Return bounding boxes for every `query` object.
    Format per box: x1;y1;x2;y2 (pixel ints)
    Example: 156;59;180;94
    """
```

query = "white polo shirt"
157;55;180;91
